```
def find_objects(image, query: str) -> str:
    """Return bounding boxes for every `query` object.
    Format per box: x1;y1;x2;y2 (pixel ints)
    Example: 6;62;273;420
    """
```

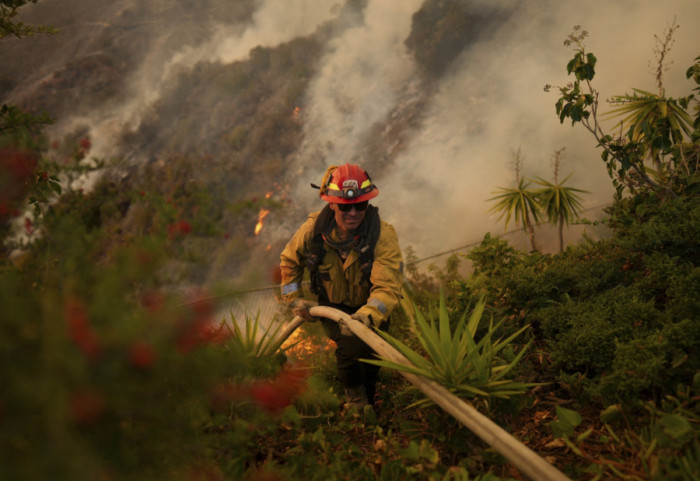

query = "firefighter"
280;163;403;409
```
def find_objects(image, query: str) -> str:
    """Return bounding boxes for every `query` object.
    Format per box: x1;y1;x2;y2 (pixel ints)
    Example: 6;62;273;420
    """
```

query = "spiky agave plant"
222;312;300;359
365;292;539;407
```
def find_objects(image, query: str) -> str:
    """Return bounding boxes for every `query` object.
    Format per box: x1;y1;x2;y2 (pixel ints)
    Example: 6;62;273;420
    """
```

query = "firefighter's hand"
340;311;372;336
290;299;318;322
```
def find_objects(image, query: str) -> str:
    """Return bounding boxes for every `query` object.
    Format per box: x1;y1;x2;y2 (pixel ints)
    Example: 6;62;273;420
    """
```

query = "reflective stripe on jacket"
280;210;403;325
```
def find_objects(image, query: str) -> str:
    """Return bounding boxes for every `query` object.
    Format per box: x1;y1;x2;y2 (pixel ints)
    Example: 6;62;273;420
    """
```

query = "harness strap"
307;205;380;299
358;205;380;282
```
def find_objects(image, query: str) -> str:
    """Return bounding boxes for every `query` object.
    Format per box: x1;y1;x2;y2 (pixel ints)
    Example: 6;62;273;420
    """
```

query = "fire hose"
277;306;571;481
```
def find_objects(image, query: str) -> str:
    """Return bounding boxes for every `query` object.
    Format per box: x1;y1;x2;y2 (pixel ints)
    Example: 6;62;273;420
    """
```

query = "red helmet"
319;163;379;204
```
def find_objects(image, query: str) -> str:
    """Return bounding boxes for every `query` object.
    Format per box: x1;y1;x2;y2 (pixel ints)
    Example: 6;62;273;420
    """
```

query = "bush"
455;193;700;407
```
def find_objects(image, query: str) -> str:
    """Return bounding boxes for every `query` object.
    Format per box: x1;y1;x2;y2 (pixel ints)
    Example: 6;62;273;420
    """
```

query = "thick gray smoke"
293;1;424;176
291;0;700;256
52;0;341;164
5;0;700;261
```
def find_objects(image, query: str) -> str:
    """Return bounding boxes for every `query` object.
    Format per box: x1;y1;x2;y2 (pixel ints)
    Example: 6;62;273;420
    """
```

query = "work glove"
289;299;318;321
339;311;372;336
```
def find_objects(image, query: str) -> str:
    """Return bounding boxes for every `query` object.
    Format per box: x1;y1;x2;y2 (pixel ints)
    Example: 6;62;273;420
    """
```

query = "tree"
604;20;694;171
1;1;57;241
545;24;699;199
534;148;588;253
488;149;541;252
1;1;56;136
1;0;56;39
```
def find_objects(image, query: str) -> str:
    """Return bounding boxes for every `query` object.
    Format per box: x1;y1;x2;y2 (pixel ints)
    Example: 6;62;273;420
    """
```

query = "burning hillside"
3;0;698;284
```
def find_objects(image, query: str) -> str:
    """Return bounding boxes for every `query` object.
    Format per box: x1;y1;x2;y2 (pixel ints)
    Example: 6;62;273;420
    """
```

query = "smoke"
49;0;340;163
5;0;700;262
293;0;424;177
293;0;700;257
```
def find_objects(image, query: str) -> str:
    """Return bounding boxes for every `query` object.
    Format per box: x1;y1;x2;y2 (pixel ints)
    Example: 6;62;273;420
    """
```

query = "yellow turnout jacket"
280;209;403;326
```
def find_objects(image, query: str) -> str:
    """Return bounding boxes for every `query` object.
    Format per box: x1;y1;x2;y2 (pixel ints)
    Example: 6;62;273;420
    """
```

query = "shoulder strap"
307;205;381;296
307;205;334;296
357;205;380;283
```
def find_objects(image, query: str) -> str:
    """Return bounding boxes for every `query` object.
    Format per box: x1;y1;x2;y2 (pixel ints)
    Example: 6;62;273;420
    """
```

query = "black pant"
318;301;388;403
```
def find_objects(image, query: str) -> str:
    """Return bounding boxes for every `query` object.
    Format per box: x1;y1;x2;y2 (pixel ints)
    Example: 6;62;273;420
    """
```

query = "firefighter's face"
330;202;367;236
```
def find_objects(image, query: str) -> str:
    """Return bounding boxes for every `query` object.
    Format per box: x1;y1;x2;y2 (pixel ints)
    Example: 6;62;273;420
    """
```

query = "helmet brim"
321;186;379;204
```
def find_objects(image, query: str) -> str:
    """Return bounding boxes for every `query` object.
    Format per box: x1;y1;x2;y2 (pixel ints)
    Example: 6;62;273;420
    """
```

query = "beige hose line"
275;306;572;481
274;315;306;353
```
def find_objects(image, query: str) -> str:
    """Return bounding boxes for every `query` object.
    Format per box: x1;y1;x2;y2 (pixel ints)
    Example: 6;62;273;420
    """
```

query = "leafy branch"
545;24;699;199
0;0;57;40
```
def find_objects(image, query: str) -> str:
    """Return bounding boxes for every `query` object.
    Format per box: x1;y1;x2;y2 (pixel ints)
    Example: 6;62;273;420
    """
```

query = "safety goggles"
337;201;368;212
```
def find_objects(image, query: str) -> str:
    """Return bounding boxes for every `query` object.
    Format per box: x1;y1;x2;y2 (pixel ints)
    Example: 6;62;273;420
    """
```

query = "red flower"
168;220;192;238
128;341;157;369
0;148;37;221
175;318;209;353
2;147;37;180
250;366;309;414
200;323;230;345
140;289;164;313
80;137;92;152
176;322;202;354
24;217;33;235
175;319;228;353
250;382;288;414
64;296;101;360
174;296;228;353
70;388;105;425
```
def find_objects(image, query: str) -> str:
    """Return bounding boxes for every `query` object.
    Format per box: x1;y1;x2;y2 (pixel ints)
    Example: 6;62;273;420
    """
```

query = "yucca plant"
223;312;298;359
604;88;694;166
534;174;588;253
365;292;539;408
488;178;542;252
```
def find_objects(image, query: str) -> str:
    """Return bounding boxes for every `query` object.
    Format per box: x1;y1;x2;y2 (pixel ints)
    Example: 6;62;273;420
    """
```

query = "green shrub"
456;193;699;407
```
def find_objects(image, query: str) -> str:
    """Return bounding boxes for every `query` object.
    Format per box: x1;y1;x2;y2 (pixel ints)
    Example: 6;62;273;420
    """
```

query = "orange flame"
281;329;334;361
254;208;270;235
292;106;301;124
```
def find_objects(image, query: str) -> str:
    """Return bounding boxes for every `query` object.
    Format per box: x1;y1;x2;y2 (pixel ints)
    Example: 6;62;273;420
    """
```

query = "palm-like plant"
223;312;299;358
364;293;538;410
550;23;697;197
534;174;588;253
605;88;694;167
488;178;541;252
